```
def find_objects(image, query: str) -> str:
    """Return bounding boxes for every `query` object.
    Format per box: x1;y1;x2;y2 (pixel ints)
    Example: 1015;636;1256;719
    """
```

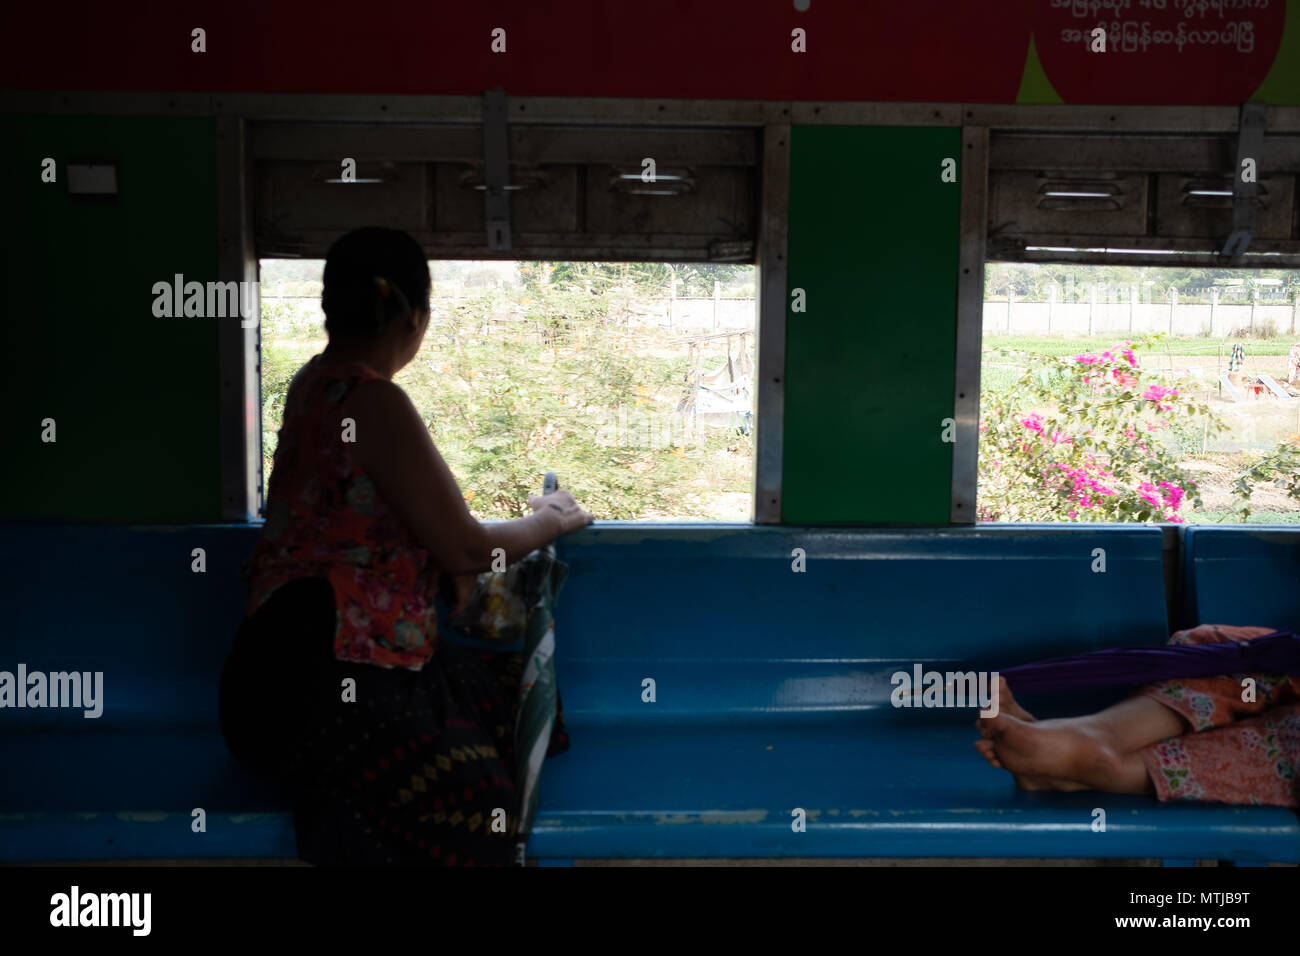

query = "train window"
979;262;1300;525
260;258;758;521
978;127;1300;525
249;118;764;521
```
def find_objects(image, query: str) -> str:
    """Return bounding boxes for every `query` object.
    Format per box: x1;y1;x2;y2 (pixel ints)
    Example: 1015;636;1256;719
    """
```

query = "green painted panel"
1253;0;1300;104
783;125;960;525
1016;35;1064;105
0;116;221;521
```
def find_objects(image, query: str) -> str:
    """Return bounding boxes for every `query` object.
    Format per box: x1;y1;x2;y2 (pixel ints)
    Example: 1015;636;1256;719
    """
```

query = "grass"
979;365;1023;394
1183;510;1300;525
984;334;1295;357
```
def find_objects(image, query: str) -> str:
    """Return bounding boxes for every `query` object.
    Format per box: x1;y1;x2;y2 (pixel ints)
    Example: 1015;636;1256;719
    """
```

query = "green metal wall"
1;116;221;522
783;125;961;524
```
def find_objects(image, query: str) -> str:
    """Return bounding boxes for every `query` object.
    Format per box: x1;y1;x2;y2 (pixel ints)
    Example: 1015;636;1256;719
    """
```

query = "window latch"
483;88;512;253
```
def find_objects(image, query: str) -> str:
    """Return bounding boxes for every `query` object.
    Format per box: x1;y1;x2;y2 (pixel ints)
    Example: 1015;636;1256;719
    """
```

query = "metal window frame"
8;92;1300;525
754;113;791;524
952;127;989;524
215;116;262;521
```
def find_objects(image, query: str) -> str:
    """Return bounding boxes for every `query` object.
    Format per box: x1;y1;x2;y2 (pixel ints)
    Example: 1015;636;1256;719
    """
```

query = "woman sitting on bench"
975;624;1299;807
219;227;593;866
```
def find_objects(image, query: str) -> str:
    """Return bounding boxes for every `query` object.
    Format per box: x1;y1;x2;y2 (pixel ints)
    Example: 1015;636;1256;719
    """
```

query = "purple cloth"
1000;630;1300;695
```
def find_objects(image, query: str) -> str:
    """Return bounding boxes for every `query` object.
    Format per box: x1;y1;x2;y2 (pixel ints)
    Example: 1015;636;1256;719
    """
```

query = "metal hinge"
1221;101;1266;259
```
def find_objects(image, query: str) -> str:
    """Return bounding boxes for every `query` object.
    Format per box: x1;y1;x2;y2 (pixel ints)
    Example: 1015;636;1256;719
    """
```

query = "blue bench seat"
2;523;1297;863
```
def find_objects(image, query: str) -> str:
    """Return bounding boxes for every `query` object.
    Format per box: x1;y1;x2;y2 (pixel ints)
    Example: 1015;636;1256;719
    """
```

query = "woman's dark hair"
321;227;431;342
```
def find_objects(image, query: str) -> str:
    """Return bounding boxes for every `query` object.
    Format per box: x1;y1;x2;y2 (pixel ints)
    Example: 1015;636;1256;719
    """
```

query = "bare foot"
973;677;1034;769
997;677;1035;722
976;738;1085;790
976;713;1123;790
974;737;1003;769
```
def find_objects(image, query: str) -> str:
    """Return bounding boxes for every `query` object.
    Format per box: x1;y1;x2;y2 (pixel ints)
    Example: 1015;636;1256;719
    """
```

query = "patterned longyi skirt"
219;576;567;866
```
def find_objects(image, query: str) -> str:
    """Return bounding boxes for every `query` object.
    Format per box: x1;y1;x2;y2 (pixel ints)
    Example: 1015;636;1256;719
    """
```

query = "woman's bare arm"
339;378;591;574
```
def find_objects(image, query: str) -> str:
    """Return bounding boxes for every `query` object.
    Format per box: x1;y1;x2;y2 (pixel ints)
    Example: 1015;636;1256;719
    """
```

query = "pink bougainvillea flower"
1137;481;1161;507
1158;481;1185;511
1142;385;1179;411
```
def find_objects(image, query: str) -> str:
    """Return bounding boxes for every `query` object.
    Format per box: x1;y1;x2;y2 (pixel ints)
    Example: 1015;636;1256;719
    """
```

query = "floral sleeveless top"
241;355;438;670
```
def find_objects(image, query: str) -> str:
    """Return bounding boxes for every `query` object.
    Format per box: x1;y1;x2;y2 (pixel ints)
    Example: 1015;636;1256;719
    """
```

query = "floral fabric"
1139;624;1300;807
242;355;438;670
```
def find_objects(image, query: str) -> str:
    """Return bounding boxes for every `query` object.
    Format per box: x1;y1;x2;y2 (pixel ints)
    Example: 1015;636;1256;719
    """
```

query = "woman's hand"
527;489;594;535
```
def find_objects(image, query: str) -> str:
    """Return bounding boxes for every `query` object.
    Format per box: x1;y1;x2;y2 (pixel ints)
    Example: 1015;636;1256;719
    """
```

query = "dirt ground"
1178;456;1299;516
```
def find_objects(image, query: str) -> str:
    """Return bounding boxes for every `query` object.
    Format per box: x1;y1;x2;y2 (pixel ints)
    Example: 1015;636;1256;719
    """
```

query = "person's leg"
219;577;337;784
973;677;1184;792
975;623;1296;797
1138;624;1297;732
976;688;1186;795
1140;704;1300;807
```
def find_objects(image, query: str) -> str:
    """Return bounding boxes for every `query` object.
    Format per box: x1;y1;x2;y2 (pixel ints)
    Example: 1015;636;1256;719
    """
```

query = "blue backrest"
1181;527;1300;631
0;523;1172;734
1;524;261;731
0;523;1170;810
552;524;1170;724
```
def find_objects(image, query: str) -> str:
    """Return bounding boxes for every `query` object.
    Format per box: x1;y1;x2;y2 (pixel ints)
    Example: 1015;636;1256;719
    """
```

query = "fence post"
713;280;721;332
1007;288;1014;334
1065;274;1075;335
1129;282;1136;333
1210;287;1218;337
1250;287;1257;335
1168;287;1177;335
1291;295;1298;335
